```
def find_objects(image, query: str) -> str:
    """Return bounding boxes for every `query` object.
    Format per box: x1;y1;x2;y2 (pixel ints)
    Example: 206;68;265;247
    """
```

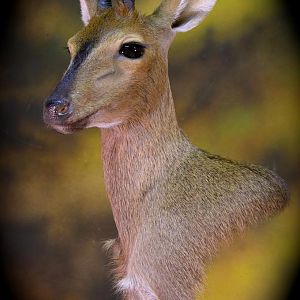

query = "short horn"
98;0;112;9
122;0;135;10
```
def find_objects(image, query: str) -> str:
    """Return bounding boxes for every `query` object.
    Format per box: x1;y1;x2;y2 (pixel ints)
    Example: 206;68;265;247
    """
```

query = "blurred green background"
0;0;299;299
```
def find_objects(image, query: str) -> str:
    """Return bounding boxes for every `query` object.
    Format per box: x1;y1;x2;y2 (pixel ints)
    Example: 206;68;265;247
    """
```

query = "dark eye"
119;42;145;59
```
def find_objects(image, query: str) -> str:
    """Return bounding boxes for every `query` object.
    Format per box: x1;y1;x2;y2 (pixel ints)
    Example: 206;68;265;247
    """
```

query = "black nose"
44;98;73;119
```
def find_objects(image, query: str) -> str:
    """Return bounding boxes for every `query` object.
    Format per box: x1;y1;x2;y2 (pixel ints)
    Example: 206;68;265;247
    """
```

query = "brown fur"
44;1;289;299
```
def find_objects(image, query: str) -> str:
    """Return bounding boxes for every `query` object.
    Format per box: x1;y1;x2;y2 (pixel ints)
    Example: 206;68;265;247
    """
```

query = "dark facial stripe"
49;42;94;100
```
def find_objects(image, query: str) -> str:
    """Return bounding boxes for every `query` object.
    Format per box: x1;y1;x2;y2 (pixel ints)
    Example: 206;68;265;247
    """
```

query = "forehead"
69;9;160;50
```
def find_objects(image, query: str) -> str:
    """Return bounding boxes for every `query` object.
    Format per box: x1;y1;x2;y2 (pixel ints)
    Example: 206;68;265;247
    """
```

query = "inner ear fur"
80;0;98;25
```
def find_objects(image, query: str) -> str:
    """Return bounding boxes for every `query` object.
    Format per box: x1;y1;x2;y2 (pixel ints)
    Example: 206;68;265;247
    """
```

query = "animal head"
43;0;217;133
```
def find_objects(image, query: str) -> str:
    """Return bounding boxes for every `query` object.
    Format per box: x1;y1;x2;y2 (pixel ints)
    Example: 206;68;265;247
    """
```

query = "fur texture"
44;1;289;299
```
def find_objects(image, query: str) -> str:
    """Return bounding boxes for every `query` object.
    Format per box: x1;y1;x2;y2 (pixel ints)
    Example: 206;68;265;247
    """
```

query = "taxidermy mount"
43;0;289;299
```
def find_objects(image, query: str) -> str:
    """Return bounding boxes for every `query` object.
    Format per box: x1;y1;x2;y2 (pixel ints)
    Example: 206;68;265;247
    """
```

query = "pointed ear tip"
210;0;218;8
206;0;218;10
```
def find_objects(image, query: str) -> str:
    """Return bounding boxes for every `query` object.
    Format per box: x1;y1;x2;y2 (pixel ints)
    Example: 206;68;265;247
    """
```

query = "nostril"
55;101;71;116
45;98;73;118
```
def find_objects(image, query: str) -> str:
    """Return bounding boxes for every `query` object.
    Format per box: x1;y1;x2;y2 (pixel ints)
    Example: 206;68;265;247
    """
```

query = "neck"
100;86;190;247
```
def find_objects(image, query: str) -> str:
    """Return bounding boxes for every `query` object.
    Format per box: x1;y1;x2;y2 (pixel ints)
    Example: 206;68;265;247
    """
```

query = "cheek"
109;56;159;103
73;53;157;108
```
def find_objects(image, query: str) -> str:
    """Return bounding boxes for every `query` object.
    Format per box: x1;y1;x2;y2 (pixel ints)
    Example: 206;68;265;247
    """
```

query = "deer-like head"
43;0;216;133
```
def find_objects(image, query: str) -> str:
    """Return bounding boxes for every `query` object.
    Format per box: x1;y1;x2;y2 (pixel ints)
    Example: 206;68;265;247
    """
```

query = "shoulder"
197;148;288;209
167;147;289;210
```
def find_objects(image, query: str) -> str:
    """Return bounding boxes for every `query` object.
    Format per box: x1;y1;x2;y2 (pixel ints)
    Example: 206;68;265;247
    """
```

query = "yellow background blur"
0;0;299;299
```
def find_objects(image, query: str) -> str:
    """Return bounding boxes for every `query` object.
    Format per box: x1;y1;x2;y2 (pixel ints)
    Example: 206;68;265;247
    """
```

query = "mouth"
44;109;98;134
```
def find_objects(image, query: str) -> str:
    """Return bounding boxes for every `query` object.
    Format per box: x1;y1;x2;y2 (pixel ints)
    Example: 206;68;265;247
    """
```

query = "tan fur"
44;1;289;299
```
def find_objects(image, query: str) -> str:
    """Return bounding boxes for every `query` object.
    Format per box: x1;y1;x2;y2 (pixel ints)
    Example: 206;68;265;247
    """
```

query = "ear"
154;0;217;32
79;0;113;25
79;0;97;25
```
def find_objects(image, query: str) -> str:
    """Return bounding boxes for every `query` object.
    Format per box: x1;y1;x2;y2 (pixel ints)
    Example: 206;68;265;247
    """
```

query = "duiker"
43;0;289;299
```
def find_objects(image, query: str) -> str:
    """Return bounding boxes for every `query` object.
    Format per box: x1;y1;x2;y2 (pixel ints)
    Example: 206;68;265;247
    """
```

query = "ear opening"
171;11;200;31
